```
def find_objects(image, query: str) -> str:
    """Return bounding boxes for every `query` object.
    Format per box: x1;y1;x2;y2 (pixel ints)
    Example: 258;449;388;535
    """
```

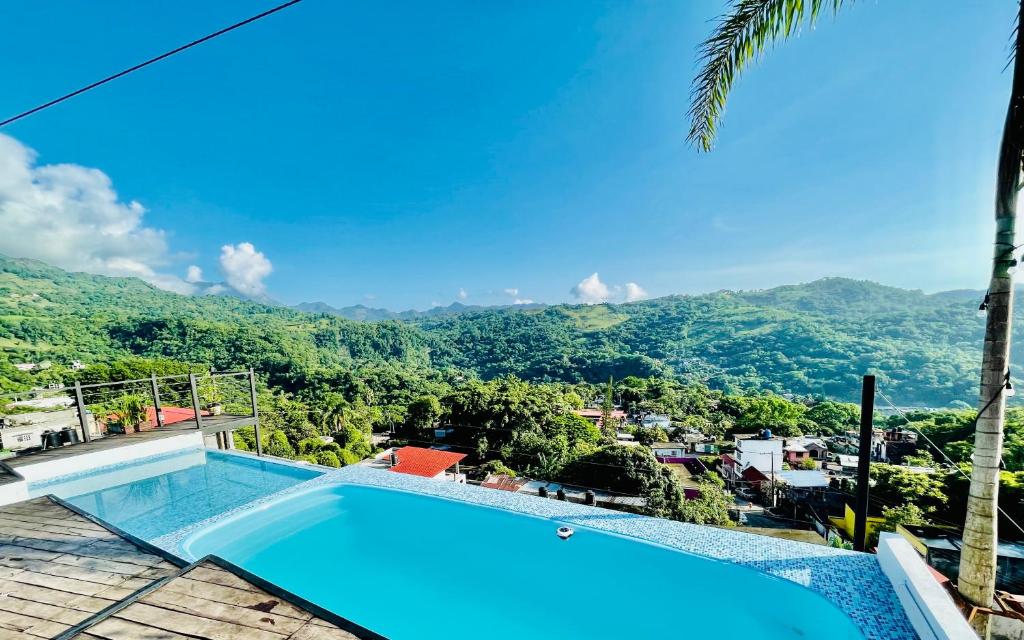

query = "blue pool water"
185;484;865;640
33;449;320;539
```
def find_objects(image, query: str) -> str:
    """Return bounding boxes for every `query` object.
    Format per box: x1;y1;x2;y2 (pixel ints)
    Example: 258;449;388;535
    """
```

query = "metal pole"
150;373;164;429
189;374;204;431
73;381;91;443
249;367;262;456
854;375;875;552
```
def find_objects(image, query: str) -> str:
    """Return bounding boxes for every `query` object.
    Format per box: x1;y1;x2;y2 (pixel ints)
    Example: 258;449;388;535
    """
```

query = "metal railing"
0;369;263;455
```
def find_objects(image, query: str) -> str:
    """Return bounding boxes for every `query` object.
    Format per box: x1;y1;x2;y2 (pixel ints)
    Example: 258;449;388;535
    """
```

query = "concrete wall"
877;533;976;640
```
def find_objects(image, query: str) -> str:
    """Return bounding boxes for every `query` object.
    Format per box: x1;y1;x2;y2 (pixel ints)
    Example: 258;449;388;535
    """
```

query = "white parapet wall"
877;532;976;640
6;431;204;485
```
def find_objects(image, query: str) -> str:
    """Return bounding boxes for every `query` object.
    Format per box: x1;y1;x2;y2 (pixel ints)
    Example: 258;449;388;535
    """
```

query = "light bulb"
1010;261;1019;275
978;307;988;318
1006;384;1016;398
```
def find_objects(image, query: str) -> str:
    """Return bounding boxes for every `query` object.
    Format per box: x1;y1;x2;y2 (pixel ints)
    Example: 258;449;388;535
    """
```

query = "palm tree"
688;0;1024;633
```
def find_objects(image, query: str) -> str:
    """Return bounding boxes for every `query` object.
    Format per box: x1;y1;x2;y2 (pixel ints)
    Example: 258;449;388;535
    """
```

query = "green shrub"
315;451;341;467
339;449;362;466
297;437;323;455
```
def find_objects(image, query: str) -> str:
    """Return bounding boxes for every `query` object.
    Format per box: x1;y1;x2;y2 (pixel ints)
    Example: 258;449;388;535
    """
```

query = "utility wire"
876;387;1024;537
0;0;304;128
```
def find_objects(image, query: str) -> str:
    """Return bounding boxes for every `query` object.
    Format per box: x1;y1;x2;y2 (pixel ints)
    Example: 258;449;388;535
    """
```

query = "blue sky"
0;1;1016;309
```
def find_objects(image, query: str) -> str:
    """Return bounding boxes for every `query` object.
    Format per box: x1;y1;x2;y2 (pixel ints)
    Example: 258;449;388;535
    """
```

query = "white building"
650;442;686;458
640;414;672;430
735;436;784;475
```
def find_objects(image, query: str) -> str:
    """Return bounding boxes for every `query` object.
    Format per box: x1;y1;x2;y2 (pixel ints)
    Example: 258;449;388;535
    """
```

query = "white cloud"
185;265;203;283
503;288;519;297
204;284;227;295
0;133;194;293
457;288;468;300
570;272;611;304
219;242;272;296
624;282;649;302
513;298;534;305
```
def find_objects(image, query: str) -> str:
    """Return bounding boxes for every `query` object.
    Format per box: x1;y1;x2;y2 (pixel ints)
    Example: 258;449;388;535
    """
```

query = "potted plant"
112;394;148;433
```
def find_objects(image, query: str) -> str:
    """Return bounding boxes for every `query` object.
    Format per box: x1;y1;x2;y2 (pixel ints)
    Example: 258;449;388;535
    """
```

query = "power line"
876;386;1024;537
0;0;304;128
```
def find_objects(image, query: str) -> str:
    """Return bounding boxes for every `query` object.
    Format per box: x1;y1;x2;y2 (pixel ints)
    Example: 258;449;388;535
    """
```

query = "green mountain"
0;254;1001;405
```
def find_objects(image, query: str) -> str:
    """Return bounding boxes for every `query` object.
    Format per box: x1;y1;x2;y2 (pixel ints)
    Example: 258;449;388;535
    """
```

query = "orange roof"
389;446;467;478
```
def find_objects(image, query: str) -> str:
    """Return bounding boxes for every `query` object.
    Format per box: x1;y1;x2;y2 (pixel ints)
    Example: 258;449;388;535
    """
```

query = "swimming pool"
32;448;321;539
184;483;865;640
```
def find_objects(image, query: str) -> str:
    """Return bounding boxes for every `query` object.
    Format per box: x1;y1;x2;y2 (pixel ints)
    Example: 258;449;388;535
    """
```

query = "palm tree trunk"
959;6;1024;635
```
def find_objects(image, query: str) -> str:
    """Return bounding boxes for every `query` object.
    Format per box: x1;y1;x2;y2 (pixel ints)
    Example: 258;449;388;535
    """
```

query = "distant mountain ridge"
294;300;547;320
0;253;1010;405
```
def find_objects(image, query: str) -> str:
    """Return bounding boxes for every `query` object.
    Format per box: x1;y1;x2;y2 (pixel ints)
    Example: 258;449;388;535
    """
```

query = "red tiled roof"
103;405;208;430
388;446;467;478
149;406;209;426
481;473;527;492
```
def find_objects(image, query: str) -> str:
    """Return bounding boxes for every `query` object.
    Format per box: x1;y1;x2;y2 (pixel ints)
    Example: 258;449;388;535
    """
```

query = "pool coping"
153;463;917;640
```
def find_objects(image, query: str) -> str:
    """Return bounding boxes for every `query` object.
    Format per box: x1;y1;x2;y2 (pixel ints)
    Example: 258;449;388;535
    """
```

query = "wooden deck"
0;497;179;638
0;498;384;640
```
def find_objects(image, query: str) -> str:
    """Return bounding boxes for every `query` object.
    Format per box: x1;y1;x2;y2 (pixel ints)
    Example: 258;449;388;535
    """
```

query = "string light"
1006;371;1016;398
978;293;990;318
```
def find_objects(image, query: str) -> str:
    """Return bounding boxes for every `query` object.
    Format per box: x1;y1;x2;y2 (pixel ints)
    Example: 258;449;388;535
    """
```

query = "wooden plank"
0;543;62;562
181;565;262;592
159;578;312;621
0;578;115;613
140;588;308;635
3;568;116;597
0;556;149;587
0;608;70;636
0;593;90;625
86;617;194;640
288;623;360;640
52;553;174;577
0;517;113;541
0;511;109;533
113;602;288;640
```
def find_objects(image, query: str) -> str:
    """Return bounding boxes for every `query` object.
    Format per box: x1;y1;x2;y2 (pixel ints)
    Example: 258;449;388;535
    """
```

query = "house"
776;470;829;489
783;443;810;465
693;442;718;454
387;446;467;482
829;503;885;542
650;442;686;460
574;408;627;430
639;414;672;430
734;434;784;475
616;432;639;446
837;454;860;474
897;523;1024;593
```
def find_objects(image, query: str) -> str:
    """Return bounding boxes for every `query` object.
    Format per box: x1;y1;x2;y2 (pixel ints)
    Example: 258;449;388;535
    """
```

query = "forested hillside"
0;254;1006;405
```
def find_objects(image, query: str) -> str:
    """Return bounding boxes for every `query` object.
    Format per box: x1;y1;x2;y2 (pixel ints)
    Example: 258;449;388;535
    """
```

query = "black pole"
853;375;875;552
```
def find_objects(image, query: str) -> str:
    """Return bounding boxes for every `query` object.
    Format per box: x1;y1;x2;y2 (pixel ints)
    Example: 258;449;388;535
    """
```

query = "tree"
600;376;616;443
870;504;929;549
806;400;859;435
867;464;947;514
561;446;684;519
406;395;441;436
687;1;1024;622
678;473;734;526
735;395;804;437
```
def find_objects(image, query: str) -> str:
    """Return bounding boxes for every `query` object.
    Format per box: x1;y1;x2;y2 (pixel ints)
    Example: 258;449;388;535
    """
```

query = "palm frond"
688;0;844;152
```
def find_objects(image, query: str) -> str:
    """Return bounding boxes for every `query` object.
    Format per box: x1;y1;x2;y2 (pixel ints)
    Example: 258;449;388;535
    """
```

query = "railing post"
249;367;262;456
150;374;164;429
854;374;875;552
73;381;91;443
189;373;204;431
